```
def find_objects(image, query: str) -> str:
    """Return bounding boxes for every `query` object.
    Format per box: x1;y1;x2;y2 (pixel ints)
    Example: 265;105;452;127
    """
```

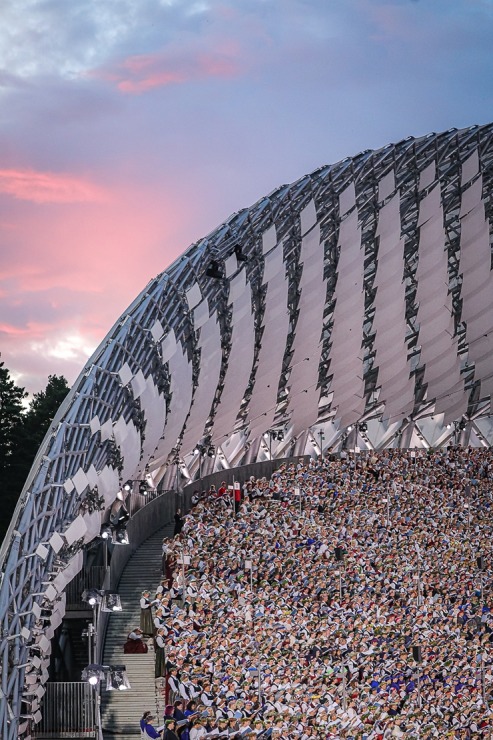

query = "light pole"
318;430;325;459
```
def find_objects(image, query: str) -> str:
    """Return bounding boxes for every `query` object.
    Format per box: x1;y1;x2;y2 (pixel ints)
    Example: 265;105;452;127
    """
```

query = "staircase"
101;525;172;737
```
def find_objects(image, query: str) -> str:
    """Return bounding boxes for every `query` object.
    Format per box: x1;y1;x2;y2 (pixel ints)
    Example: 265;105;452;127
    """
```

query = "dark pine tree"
20;375;70;464
0;372;70;543
0;359;28;540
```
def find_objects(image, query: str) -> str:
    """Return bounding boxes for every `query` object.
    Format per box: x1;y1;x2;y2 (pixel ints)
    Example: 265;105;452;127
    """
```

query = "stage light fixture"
100;524;112;540
101;592;122;612
115;526;129;545
82;664;105;686
82;589;101;607
107;665;131;691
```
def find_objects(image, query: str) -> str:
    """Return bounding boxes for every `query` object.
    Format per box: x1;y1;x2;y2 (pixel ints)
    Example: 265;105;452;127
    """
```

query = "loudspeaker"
335;547;344;562
412;646;422;662
477;555;485;571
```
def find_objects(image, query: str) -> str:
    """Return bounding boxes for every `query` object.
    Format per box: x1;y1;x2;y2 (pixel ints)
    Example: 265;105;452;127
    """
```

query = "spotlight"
101;592;122;612
115;526;129;545
347;425;352;432
107;665;131;691
138;481;149;495
82;664;105;686
81;589;101;607
207;446;215;457
100;524;112;540
123;480;133;492
205;260;223;280
359;423;367;433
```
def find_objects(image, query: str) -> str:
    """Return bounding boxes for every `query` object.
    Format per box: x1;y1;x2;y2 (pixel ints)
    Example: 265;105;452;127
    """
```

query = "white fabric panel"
118;362;133;387
339;182;356;217
117;418;141;483
248;243;289;439
419;162;436;191
211;271;255;445
460;170;493;400
131;369;147;399
82;510;102;544
300;199;317;235
113;416;129;446
263;243;284;284
329;187;366;427
225;254;238;278
89;416;100;435
86;464;99;489
99;419;113;442
416;180;465;414
150;319;164;342
63;478;74;494
138;375;167;474
63;515;87;546
229;270;247;303
417;184;440;227
460;178;483;219
461;150;479;186
186;282;202;310
180;313;222;456
262;224;277;254
151;344;194;468
288;206;325;435
72;468;89;495
161;330;177;363
53;552;83;592
97;465;120;507
378;171;395;202
194;300;210;329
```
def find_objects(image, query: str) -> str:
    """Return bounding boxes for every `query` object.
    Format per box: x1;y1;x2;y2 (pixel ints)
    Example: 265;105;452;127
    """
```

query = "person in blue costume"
143;716;162;739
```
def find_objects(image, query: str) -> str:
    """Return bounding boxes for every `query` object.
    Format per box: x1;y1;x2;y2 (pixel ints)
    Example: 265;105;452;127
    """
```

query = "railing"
126;487;173;518
65;566;107;610
33;682;97;738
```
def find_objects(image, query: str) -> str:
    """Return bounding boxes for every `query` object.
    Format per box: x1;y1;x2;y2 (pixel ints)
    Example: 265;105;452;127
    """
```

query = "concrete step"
101;524;174;738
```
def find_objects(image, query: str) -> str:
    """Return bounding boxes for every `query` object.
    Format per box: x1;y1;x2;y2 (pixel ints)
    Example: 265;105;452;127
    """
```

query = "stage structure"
1;123;493;738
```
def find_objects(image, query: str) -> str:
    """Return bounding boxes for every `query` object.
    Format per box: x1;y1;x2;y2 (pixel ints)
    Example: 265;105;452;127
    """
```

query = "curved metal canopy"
2;123;493;738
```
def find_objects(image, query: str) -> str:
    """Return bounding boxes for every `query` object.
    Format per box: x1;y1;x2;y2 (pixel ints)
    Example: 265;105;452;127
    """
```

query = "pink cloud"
94;43;242;95
0;169;109;204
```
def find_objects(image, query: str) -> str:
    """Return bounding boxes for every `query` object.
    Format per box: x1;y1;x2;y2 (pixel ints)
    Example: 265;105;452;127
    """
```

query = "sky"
0;0;492;395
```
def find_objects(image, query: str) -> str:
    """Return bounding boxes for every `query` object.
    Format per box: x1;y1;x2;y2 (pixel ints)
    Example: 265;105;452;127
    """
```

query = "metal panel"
329;186;366;427
416;175;466;420
460;162;493;399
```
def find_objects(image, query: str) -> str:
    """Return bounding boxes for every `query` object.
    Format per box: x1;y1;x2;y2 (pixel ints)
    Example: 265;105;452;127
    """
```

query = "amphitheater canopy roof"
2;123;493;738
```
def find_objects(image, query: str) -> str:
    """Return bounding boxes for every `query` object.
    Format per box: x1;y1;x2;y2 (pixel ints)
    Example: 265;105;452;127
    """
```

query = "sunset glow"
0;0;492;394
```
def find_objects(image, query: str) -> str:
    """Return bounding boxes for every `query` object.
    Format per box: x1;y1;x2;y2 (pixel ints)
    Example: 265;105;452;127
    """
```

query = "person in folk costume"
140;590;157;636
168;667;181;700
140;711;153;738
155;627;167;679
154;607;167;631
189;718;207;740
143;716;162;739
163;718;179;740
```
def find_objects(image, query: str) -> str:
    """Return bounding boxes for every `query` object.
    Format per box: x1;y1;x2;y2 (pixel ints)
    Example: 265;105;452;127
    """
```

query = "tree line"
0;358;70;544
